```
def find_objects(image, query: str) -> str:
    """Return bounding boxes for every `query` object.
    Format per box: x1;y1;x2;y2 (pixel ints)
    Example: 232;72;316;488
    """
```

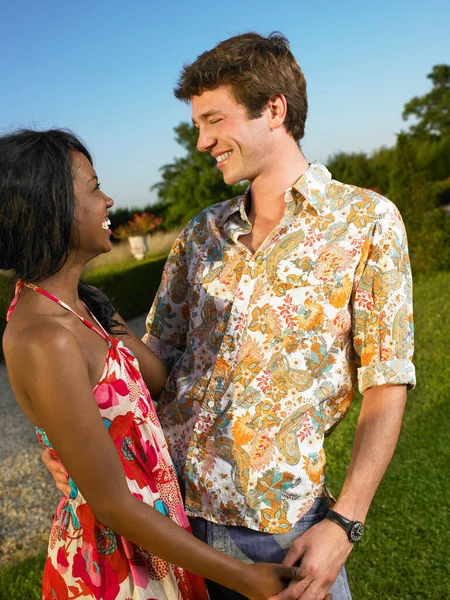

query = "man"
46;33;415;600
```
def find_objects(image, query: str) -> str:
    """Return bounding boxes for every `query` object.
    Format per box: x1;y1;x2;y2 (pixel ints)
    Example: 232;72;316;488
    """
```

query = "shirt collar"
221;161;333;225
291;161;333;215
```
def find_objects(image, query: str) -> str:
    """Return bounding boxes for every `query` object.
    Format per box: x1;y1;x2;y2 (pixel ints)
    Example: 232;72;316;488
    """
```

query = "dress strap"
8;280;111;344
6;280;24;322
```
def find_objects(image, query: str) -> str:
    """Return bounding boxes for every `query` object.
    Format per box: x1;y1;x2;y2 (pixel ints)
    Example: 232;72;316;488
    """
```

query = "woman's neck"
33;261;85;308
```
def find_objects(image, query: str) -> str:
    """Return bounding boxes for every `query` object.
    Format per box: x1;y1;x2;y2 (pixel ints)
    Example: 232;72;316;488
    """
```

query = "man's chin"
222;171;244;186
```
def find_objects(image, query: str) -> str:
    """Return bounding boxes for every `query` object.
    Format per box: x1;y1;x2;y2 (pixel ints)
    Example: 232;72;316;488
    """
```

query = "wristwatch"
325;509;364;542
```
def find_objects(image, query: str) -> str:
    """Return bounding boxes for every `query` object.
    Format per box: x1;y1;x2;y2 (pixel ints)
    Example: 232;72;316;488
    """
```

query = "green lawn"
1;272;449;599
326;270;450;599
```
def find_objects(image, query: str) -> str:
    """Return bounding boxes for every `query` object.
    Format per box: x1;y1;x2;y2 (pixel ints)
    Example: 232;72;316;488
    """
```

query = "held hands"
242;563;332;600
41;448;71;497
269;519;352;600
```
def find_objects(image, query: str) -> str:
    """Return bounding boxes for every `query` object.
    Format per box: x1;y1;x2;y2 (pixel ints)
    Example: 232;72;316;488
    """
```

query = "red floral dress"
7;282;208;600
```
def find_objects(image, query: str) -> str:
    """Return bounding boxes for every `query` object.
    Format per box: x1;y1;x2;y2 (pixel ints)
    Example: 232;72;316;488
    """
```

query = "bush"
83;254;167;320
0;272;14;361
0;254;168;361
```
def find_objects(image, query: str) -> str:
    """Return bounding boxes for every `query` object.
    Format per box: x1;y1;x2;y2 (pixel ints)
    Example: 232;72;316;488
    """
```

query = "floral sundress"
7;281;208;600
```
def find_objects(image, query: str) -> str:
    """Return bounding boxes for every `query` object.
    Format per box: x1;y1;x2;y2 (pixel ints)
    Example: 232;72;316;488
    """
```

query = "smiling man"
43;32;415;600
142;32;415;600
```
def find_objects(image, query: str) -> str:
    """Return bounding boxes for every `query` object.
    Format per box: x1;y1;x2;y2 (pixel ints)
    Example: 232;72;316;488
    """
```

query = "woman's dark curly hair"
0;128;123;334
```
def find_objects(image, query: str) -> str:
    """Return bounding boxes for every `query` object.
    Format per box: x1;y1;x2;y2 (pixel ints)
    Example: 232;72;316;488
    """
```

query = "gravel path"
0;314;147;566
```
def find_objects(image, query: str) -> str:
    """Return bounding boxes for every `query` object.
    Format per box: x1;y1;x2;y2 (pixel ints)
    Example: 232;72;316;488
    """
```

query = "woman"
0;129;299;599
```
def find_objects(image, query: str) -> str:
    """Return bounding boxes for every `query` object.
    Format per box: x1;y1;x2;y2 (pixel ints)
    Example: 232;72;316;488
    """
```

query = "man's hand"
41;448;71;498
269;519;352;600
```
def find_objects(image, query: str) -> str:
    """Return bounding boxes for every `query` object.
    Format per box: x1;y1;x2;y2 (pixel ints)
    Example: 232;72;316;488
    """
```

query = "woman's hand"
241;563;332;600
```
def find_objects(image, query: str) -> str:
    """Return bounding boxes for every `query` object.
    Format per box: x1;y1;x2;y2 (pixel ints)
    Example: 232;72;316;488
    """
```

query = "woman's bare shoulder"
3;315;85;372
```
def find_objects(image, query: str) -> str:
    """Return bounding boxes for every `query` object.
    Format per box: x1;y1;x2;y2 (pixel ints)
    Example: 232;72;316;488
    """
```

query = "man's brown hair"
174;32;308;142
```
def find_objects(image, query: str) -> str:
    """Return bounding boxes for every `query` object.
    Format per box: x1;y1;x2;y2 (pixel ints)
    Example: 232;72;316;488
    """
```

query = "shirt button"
207;400;215;408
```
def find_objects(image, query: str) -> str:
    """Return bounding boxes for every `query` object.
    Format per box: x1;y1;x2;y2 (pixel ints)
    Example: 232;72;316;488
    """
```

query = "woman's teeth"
102;218;111;230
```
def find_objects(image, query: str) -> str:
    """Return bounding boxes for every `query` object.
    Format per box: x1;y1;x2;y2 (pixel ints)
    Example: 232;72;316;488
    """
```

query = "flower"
113;212;163;240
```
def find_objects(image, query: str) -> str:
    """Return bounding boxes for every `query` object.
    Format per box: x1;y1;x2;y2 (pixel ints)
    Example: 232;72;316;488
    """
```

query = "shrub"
83;254;167;320
112;212;164;241
0;272;14;360
0;255;168;361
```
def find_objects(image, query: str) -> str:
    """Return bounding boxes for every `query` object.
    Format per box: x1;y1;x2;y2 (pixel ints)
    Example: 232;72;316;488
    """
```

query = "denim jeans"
189;497;352;600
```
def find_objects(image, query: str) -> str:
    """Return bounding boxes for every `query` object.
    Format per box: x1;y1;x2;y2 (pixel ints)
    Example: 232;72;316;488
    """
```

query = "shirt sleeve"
142;231;190;368
352;200;416;394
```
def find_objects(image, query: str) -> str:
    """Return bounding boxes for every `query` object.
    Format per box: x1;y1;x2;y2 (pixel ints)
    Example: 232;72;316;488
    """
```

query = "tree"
326;152;373;189
152;123;246;228
326;147;395;195
402;64;450;139
389;134;450;273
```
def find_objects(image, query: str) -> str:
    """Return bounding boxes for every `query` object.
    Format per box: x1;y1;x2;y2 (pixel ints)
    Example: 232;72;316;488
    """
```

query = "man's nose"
196;126;215;153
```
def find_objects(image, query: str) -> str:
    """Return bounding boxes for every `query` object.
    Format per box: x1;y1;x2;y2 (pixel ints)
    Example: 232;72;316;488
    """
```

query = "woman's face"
71;151;114;261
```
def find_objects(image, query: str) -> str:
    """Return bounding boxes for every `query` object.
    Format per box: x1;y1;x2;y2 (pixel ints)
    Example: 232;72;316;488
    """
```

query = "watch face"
349;522;364;542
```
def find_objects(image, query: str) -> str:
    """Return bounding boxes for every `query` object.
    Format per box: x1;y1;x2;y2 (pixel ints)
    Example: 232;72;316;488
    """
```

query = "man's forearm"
332;384;407;523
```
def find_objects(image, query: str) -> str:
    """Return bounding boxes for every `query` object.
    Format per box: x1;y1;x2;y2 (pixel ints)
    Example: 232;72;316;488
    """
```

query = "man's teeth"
102;218;111;230
216;151;232;163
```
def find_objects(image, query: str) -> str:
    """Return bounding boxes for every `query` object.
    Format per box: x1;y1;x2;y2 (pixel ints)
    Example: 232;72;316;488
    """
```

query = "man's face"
192;85;272;185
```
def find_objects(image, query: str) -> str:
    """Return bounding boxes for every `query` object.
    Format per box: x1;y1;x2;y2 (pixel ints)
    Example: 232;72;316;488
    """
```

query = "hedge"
0;254;168;361
0;274;14;361
83;254;167;320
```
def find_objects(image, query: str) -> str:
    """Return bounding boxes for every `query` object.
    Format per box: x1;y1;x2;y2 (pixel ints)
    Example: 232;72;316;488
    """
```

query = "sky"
0;0;449;208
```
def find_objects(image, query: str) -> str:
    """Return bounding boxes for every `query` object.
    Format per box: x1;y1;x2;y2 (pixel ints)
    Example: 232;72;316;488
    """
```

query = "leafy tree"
326;152;373;189
326;147;395;195
389;134;450;273
413;134;450;183
402;64;450;139
152;122;246;229
369;146;396;195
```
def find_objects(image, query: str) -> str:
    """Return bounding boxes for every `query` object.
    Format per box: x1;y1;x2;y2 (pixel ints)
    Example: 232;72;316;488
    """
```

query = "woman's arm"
110;312;169;399
10;323;295;599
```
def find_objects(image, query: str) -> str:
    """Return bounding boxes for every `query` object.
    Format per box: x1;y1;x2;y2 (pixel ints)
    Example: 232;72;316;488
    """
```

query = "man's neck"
247;144;309;223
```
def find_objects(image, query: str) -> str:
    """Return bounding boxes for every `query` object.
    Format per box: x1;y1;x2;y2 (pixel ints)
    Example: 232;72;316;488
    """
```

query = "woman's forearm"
95;494;250;594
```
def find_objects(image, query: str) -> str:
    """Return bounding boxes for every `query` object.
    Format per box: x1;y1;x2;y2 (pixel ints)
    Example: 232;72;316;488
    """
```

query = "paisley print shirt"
144;161;415;533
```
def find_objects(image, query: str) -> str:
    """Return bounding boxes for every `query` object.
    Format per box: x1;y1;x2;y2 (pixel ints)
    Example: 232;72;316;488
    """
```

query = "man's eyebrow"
192;109;223;125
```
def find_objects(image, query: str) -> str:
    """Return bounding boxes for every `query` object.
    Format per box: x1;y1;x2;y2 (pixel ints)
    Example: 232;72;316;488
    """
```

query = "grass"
0;554;45;600
1;271;449;599
325;270;450;599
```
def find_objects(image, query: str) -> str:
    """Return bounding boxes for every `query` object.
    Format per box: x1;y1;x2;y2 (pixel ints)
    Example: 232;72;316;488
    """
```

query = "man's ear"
267;94;288;130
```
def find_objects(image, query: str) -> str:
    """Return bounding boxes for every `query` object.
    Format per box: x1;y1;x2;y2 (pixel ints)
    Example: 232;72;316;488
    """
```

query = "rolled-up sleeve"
352;201;416;394
142;231;190;368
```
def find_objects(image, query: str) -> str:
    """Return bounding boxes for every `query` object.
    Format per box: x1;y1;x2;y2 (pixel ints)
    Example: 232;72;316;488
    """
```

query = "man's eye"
94;182;101;190
210;118;222;124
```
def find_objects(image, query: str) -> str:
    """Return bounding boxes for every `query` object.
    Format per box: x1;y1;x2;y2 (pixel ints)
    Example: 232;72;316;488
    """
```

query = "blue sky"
1;0;449;208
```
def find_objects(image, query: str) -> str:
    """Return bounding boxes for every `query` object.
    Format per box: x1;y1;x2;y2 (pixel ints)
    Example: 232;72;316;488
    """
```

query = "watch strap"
325;509;364;542
326;509;353;530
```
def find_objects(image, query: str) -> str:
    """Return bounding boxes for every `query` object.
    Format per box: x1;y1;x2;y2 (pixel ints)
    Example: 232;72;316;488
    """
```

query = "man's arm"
142;232;191;367
273;384;406;600
272;200;415;600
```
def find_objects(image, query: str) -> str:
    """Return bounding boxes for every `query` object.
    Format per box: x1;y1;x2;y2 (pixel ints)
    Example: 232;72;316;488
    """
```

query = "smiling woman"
0;128;299;599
